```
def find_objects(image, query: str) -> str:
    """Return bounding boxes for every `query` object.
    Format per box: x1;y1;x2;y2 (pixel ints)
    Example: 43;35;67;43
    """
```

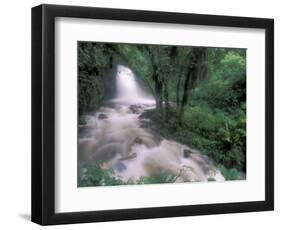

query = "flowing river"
78;65;225;184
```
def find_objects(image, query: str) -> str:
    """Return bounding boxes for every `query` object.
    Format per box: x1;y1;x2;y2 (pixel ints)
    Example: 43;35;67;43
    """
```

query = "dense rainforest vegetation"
78;42;246;184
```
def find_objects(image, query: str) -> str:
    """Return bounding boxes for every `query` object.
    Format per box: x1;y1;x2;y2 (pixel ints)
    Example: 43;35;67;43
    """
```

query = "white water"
78;65;225;184
112;65;155;105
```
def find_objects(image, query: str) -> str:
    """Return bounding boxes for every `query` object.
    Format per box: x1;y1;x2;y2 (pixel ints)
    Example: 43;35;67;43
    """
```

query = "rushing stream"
78;65;225;184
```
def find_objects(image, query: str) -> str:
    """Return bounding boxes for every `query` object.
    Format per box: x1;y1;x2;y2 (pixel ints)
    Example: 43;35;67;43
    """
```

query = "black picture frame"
31;4;274;225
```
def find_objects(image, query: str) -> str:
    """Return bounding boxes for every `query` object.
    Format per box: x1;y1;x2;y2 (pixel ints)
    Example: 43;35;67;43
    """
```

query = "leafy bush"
219;165;245;180
78;43;114;114
79;163;178;186
142;103;246;171
78;164;124;187
137;173;177;184
185;105;246;170
219;51;246;80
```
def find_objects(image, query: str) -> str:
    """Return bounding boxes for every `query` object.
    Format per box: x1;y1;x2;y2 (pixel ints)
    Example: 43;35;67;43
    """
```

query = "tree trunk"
176;74;183;108
163;80;169;120
179;70;194;122
153;71;163;113
178;48;208;123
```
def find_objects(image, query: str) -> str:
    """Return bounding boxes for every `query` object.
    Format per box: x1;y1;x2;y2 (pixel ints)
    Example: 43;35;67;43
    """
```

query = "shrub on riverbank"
140;104;245;177
78;164;178;187
78;164;124;187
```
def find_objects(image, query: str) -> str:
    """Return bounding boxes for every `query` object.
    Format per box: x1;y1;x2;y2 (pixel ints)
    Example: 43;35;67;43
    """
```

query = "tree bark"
178;48;208;122
176;74;183;108
163;80;169;120
179;69;194;122
154;72;163;113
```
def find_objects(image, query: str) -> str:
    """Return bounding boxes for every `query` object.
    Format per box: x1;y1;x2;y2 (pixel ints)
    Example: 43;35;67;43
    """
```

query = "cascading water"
113;65;155;105
78;65;225;185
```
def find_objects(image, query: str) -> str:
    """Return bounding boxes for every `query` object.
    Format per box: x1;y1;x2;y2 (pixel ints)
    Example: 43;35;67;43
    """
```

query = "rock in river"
183;149;192;158
98;113;108;120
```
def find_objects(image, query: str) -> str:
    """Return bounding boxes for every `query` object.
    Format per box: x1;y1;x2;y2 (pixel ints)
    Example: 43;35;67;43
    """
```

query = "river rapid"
78;65;225;184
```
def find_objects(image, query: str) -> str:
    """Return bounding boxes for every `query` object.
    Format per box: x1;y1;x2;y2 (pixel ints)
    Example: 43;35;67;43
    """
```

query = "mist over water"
78;65;225;185
113;65;155;105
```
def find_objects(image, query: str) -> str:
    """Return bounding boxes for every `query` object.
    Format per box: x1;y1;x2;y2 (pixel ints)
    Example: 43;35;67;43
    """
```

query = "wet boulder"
89;142;124;163
113;161;127;172
140;119;151;128
79;127;94;138
119;152;137;161
134;137;143;144
190;153;212;174
129;104;144;114
98;114;108;120
183;149;192;158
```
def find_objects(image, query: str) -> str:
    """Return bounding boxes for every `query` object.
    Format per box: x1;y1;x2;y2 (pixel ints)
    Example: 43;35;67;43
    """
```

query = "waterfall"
113;65;154;105
78;65;225;186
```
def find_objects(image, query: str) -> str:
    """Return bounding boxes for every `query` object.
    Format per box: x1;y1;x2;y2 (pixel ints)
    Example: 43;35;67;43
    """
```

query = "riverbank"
140;108;246;180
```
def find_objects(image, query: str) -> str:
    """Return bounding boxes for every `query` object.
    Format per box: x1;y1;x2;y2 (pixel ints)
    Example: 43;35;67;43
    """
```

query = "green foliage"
78;43;113;114
137;173;177;184
78;164;124;187
193;51;246;112
140;49;246;172
79;164;178;187
184;50;246;170
182;104;246;170
220;51;246;80
219;165;245;180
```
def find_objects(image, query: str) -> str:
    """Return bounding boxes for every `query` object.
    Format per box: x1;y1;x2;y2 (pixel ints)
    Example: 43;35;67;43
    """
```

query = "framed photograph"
31;4;274;225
